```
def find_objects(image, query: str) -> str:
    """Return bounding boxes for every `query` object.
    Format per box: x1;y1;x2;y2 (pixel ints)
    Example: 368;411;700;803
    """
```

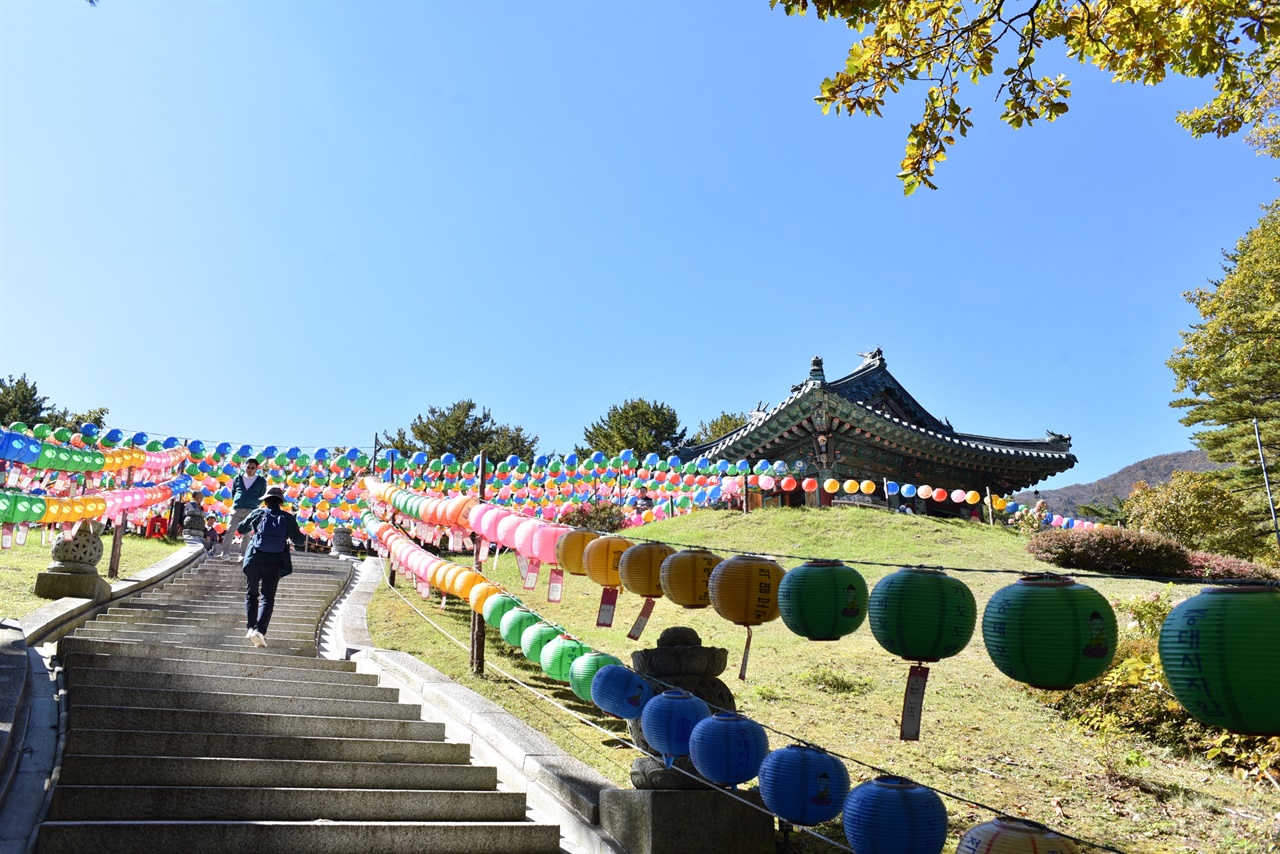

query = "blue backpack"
252;509;288;554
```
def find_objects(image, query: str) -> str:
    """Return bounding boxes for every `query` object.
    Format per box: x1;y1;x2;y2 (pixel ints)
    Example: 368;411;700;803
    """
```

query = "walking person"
215;457;266;559
236;486;305;648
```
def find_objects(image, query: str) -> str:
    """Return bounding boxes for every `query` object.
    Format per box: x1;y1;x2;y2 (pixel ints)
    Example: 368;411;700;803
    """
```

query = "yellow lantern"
469;581;501;615
823;478;840;494
451;569;478;599
583;536;634;589
860;480;876;495
555;529;598;577
842;479;859;493
660;549;723;609
709;554;786;679
965;490;981;505
619;542;676;598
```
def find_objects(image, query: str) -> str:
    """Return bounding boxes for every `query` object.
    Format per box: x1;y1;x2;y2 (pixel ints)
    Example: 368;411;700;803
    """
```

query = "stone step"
59;755;498;790
83;618;318;639
57;636;331;664
65;668;401;704
68;630;317;654
61;652;378;685
71;705;446;741
47;786;529;822
64;728;461;763
35;820;562;853
66;685;419;720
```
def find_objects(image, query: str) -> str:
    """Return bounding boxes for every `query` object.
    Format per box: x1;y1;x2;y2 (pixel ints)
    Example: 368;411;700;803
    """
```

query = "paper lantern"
801;478;818;493
619;541;676;598
965;490;981;505
860;480;876;495
709;555;784;626
689;712;769;787
1159;586;1280;735
468;581;501;615
639;690;712;767
582;536;634;588
956;817;1080;853
710;555;785;679
778;559;868;641
843;776;947;854
780;476;797;491
540;635;590;683
450;569;479;599
591;665;654;720
533;524;568;564
500;607;540;646
496;513;525;549
822;478;840;494
868;567;976;662
555;529;598;576
759;745;850;826
982;576;1116;690
951;489;967;503
660;549;723;609
569;651;622;702
521;622;561;664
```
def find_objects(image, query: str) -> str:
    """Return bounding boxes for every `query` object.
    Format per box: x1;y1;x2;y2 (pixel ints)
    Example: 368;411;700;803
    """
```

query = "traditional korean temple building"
681;353;1076;510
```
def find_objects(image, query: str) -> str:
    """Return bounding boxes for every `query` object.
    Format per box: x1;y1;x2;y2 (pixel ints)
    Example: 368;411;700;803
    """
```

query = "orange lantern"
709;555;786;679
619;541;676;639
582;535;634;627
660;549;723;609
555;529;598;577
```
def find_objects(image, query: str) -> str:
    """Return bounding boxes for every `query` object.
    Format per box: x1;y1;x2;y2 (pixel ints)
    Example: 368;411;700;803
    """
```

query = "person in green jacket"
215;458;266;559
236;486;305;647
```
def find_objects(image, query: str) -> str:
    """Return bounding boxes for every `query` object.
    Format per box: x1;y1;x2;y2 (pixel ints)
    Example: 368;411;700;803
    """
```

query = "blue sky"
1;1;1275;491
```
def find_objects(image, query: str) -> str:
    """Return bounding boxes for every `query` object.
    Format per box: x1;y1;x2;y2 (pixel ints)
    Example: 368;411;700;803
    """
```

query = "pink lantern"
497;513;525;549
541;504;557;520
481;507;508;543
469;503;495;535
722;478;740;494
758;474;775;491
951;489;966;503
515;518;544;557
918;485;933;499
534;524;567;563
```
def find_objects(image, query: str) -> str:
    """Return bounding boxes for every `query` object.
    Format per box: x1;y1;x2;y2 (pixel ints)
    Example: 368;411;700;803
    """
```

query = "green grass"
366;506;1280;854
0;531;183;619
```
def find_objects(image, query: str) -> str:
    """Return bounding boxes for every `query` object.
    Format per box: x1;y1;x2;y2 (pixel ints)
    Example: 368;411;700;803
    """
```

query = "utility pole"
470;449;487;676
1254;418;1280;555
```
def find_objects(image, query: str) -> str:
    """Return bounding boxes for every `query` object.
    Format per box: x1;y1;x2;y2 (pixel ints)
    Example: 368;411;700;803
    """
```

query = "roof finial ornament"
858;346;883;362
809;355;826;383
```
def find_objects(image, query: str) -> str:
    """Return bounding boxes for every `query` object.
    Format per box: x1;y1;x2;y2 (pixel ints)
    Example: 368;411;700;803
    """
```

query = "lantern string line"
376;529;1130;854
378;571;860;854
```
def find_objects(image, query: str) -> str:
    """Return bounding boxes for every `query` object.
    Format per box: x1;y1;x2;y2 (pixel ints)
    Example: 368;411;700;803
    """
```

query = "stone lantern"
34;522;112;602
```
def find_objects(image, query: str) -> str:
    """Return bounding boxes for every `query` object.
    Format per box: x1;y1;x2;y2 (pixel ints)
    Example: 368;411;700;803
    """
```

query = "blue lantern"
640;690;711;768
901;483;917;498
759;745;850;826
667;456;681;467
80;423;99;438
843;776;947;854
591;665;654;720
237;444;253;457
1006;501;1020;513
885;481;900;496
689;712;769;787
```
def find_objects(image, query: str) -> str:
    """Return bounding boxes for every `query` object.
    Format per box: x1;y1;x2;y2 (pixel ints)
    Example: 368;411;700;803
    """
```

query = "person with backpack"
235;485;305;647
215;458;267;560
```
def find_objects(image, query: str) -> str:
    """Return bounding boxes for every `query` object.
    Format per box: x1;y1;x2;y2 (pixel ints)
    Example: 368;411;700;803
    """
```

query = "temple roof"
682;353;1075;484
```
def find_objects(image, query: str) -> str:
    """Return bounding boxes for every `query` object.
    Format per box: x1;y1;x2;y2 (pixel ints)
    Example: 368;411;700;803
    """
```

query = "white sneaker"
246;629;257;639
250;630;267;648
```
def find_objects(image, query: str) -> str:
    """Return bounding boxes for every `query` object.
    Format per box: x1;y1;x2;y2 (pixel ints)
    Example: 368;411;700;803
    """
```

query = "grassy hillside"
366;506;1279;854
1016;450;1227;516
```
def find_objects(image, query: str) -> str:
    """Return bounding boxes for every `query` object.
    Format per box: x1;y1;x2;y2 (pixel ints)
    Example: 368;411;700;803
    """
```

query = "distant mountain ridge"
1014;450;1228;516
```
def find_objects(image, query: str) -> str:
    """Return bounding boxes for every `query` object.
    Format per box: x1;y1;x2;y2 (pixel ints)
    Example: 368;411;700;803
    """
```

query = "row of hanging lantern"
363;487;1279;741
0;473;196;550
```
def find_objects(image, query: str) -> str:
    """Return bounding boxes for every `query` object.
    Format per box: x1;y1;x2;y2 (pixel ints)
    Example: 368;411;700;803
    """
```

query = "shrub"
557;502;628;533
1125;473;1265;561
1114;584;1179;638
1186;550;1280;580
1026;526;1191;575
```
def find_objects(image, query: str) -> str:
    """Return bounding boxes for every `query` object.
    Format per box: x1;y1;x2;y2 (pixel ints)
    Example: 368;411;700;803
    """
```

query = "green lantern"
540;635;590;683
483;593;520;628
778;559;868;641
569;651;622;702
32;423;52;439
9;422;29;434
145;440;163;452
1160;586;1280;736
51;426;72;443
35;443;58;470
982;576;1117;690
500;607;540;647
868;567;976;662
521;622;561;664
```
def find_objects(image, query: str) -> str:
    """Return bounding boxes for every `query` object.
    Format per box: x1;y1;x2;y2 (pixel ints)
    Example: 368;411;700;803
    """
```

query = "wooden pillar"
107;465;134;579
470;449;486;676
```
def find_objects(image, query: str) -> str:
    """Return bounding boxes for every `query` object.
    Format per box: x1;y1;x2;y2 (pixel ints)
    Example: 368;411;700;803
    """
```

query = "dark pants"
244;559;283;634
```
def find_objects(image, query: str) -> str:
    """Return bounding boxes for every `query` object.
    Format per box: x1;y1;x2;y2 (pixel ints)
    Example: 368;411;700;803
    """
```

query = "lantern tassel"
899;664;930;741
738;626;753;680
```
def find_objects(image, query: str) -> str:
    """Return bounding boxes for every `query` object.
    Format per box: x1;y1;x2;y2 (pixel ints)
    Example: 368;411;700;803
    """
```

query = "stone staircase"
35;554;562;853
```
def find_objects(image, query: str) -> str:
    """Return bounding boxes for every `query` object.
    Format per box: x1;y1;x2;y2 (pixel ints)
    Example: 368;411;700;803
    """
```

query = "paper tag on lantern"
447;528;464;551
522;557;542;590
438;593;449;611
515;554;529;580
431;528;442;547
547;568;564;603
4;468;18;488
1;524;11;550
477;539;490;562
14;524;27;546
596;587;619;627
70;520;83;539
627;598;656;640
900;665;930;741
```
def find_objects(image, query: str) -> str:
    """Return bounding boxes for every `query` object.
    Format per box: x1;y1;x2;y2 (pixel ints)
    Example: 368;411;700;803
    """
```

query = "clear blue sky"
1;1;1275;491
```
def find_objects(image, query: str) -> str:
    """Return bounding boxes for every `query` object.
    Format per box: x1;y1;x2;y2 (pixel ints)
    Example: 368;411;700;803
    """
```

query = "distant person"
634;487;654;514
236;486;305;648
202;515;221;555
216;458;266;559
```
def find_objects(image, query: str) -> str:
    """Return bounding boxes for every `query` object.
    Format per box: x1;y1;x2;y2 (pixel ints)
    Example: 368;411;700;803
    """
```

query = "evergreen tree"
578;399;686;458
382;400;538;463
690;411;750;445
1169;201;1280;562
